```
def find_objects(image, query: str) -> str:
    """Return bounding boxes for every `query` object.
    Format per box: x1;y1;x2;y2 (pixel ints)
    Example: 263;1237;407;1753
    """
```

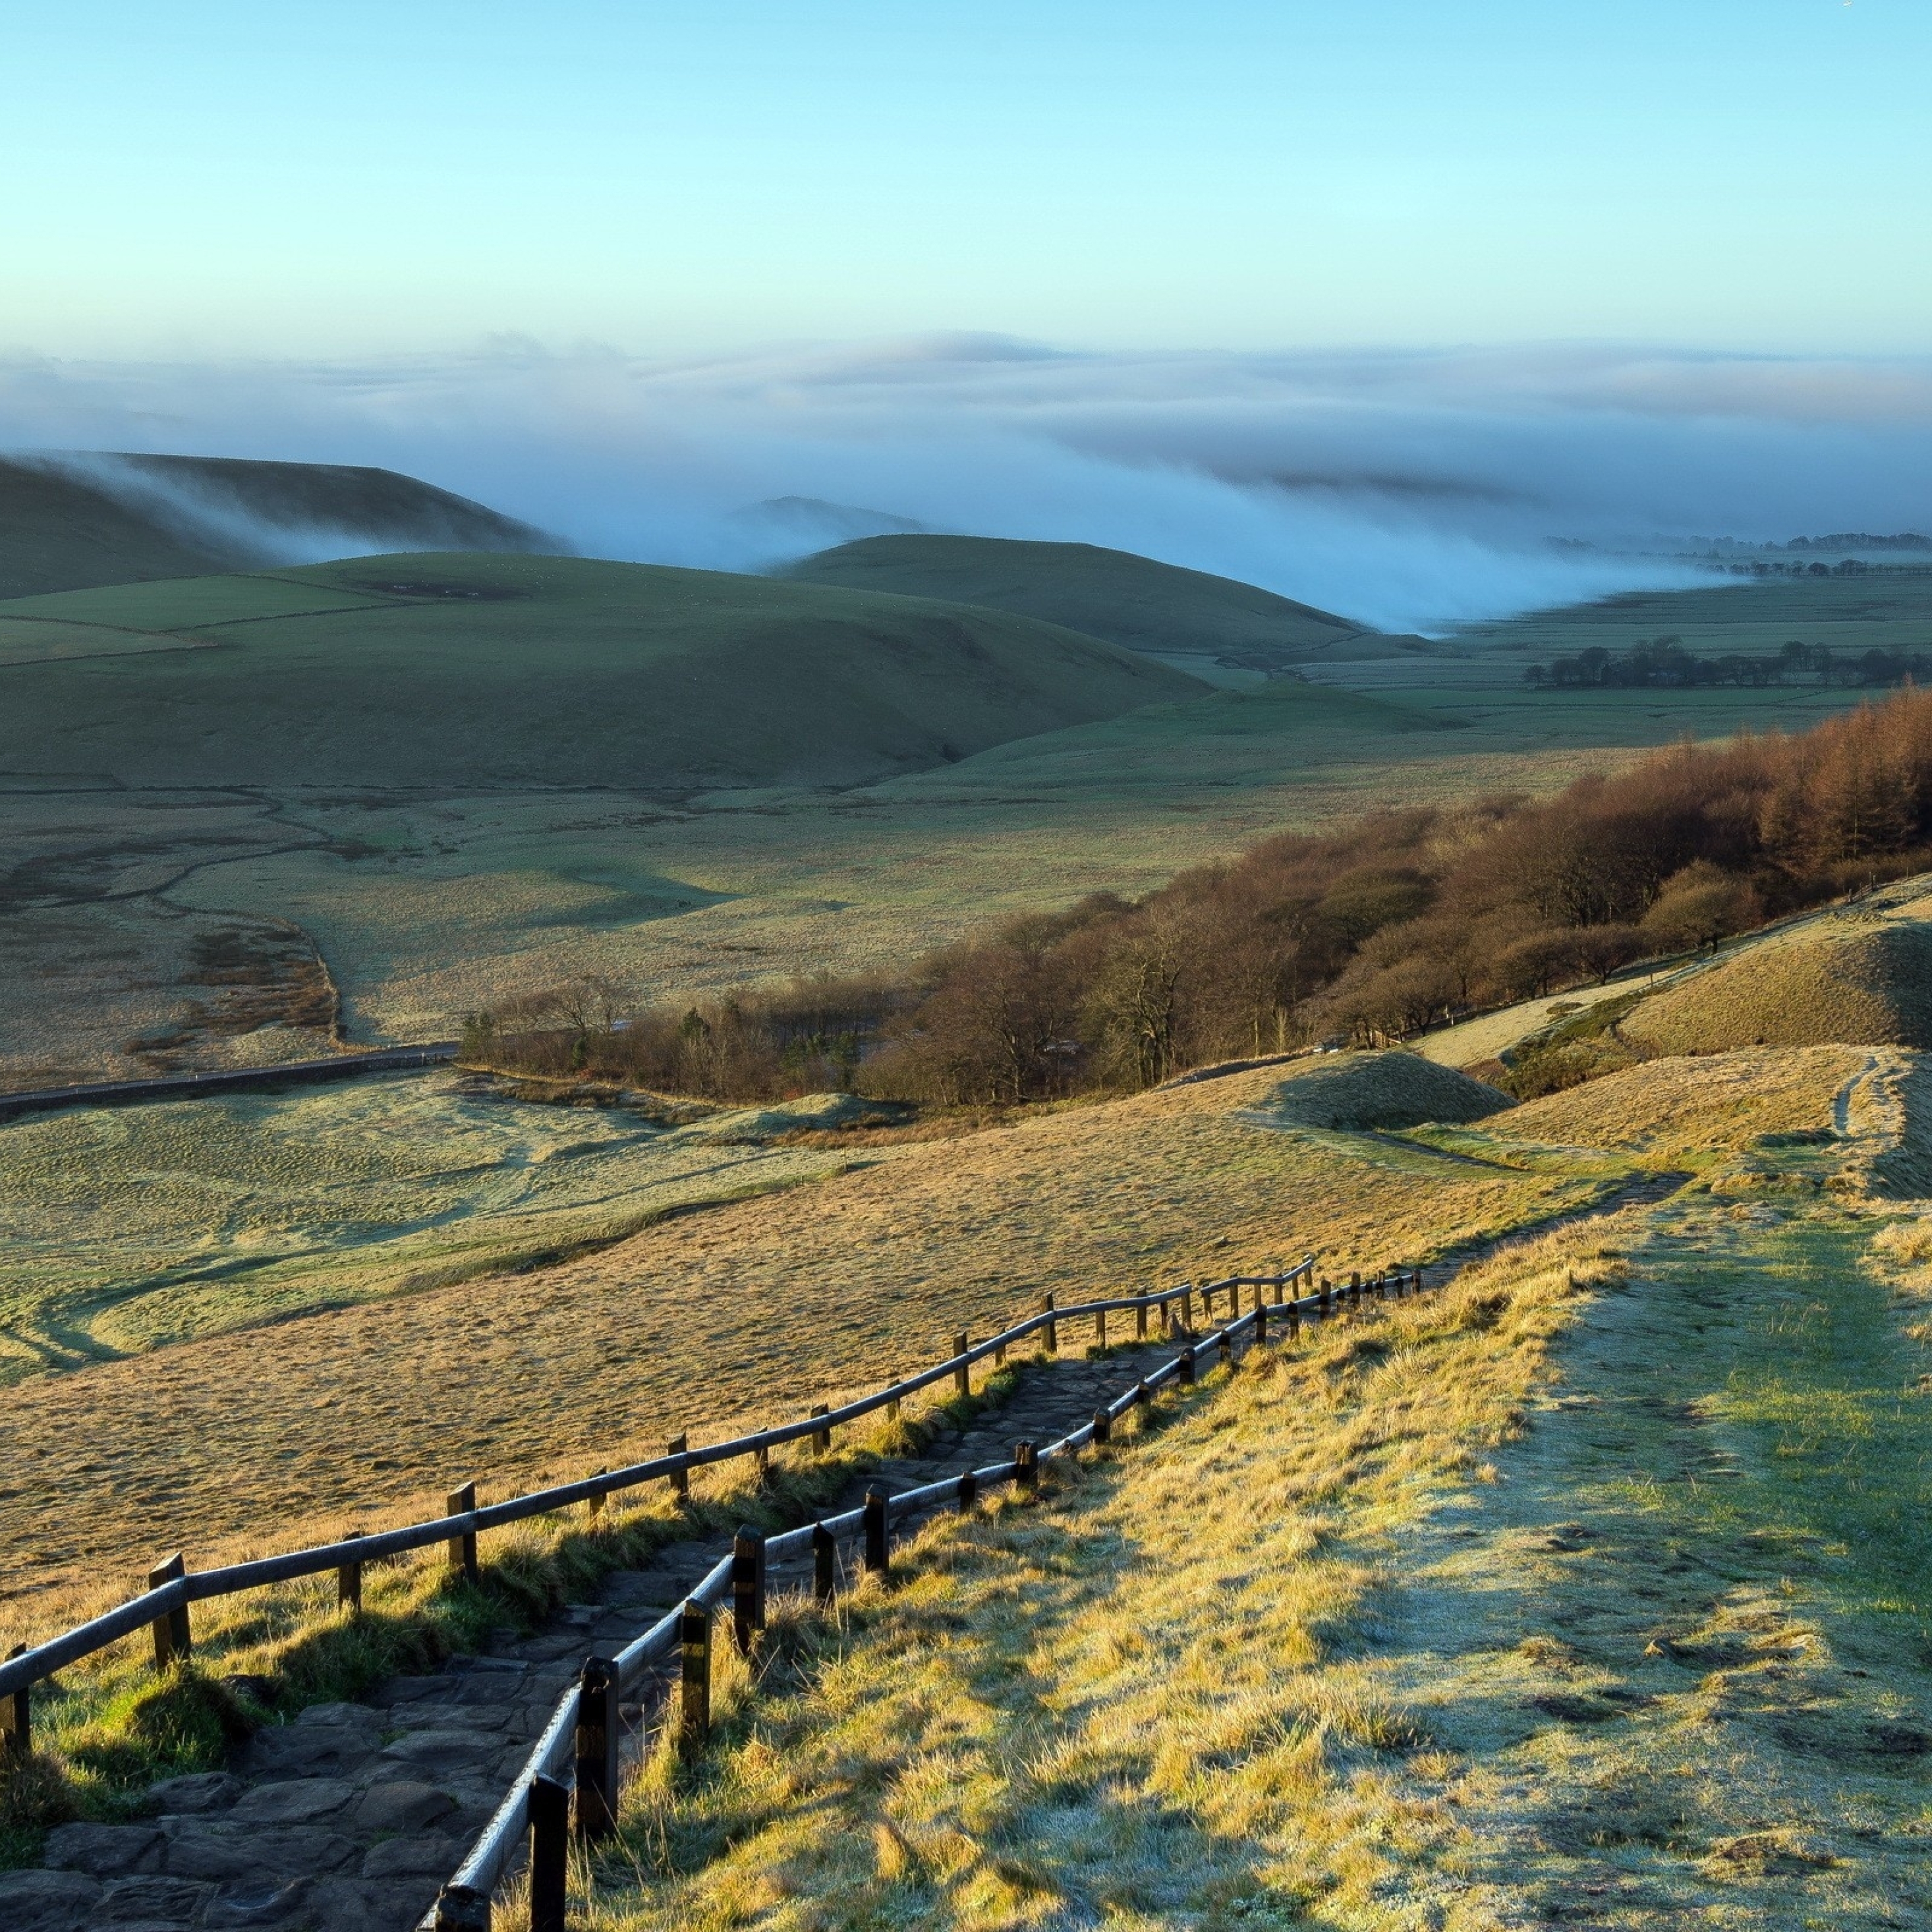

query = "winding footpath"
3;1350;1144;1932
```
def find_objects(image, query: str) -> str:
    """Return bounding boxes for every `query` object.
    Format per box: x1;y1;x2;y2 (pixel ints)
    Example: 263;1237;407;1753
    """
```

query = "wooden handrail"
0;1261;1318;1703
423;1261;1430;1921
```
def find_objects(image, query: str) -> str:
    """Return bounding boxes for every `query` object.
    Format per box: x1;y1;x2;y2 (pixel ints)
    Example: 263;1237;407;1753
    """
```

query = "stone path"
1;1343;1173;1932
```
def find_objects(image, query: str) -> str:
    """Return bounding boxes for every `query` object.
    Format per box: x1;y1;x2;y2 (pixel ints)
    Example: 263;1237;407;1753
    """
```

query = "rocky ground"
3;1345;1164;1931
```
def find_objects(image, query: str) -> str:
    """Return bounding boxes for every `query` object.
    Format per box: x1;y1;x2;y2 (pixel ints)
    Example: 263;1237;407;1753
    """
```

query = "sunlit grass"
573;1229;1621;1931
0;1371;1021;1867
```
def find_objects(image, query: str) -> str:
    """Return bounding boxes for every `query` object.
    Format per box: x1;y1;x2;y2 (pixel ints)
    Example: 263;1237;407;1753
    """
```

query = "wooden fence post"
733;1527;765;1655
1096;1307;1107;1350
809;1405;830;1454
863;1489;890;1576
1218;1329;1233;1371
1091;1407;1110;1446
1255;1301;1268;1344
147;1553;190;1670
953;1334;971;1398
444;1483;478;1583
432;1885;492;1931
1134;1379;1149;1409
1042;1293;1058;1353
1287;1302;1301;1340
2;1645;28;1763
528;1771;569;1932
1319;1278;1332;1313
1015;1440;1038;1493
1135;1300;1147;1340
957;1471;978;1514
1273;1270;1287;1306
754;1442;771;1487
586;1469;607;1518
1413;1268;1423;1295
1178;1346;1195;1387
336;1544;362;1614
1181;1284;1194;1330
573;1656;620;1840
1350;1270;1361;1305
679;1602;711;1757
812;1523;837;1604
668;1433;690;1500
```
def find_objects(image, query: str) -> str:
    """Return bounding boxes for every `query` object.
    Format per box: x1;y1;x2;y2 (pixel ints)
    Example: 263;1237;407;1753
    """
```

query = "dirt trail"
1833;1050;1883;1136
2;1344;1179;1932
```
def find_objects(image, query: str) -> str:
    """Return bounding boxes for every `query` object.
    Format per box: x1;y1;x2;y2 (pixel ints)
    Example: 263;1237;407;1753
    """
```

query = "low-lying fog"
5;336;1930;634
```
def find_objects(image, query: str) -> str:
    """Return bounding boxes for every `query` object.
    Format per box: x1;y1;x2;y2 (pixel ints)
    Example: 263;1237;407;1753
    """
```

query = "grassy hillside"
109;452;547;554
0;1074;864;1388
0;453;547;599
565;1042;1932;1929
0;458;229;597
0;1056;1632;1630
11;1000;1932;1919
1623;923;1932;1056
0;551;1203;791
778;533;1384;675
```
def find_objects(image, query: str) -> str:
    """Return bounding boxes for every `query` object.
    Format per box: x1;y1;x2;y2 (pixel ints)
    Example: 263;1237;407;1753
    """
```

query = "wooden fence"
0;1256;1452;1927
401;1258;1446;1931
0;1266;1328;1726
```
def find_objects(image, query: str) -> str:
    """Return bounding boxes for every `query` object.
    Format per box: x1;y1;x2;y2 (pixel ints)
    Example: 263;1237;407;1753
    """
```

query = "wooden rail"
0;1266;1314;1711
411;1258;1446;1930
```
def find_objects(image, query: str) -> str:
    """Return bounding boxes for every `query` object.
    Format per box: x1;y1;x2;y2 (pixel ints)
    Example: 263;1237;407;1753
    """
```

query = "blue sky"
2;0;1924;357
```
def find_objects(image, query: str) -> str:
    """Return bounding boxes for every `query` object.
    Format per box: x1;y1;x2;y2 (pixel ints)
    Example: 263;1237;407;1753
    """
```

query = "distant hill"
776;534;1382;675
737;497;927;549
0;551;1205;791
0;453;552;600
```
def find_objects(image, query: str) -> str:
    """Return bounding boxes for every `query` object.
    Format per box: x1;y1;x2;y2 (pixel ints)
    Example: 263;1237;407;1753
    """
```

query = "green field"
0;551;1200;791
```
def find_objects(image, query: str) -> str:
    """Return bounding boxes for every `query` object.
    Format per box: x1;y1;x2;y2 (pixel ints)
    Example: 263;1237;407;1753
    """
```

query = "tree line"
467;689;1932;1106
1525;639;1932;691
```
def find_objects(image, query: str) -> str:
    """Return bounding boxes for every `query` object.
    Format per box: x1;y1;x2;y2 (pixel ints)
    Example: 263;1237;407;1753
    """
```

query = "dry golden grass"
1624;923;1932;1056
564;1038;1932;1931
581;1225;1625;1931
0;1073;859;1386
0;1064;1622;1644
1504;1043;1875;1162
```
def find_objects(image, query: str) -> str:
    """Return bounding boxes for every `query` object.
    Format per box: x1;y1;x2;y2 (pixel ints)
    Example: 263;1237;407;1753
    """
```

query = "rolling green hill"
0;550;1206;791
777;533;1386;675
0;453;550;599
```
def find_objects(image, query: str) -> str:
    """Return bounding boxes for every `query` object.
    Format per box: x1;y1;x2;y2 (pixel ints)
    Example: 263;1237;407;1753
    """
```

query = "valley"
7;461;1932;1928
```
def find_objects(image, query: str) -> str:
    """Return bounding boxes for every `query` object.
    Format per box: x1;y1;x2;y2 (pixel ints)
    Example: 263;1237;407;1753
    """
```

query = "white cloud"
5;337;1929;633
